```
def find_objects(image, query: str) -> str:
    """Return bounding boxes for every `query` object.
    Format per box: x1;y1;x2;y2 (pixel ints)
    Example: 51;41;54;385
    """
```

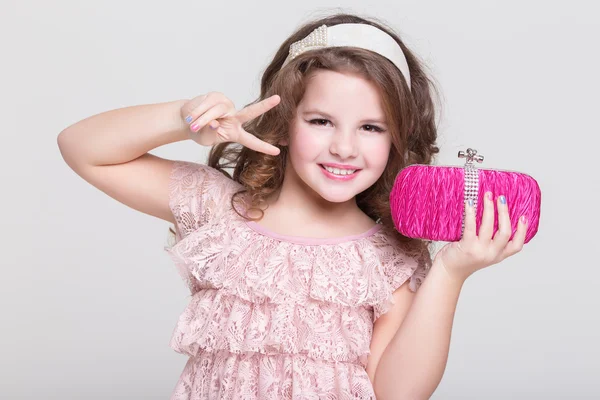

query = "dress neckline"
244;220;383;245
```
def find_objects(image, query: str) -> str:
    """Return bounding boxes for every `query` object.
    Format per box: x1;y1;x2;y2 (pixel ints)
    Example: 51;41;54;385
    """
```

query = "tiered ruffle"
165;215;422;368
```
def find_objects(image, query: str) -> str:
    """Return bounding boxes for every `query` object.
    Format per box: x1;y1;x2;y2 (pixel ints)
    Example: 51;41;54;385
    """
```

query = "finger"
491;195;511;253
502;215;527;258
189;103;230;132
235;129;281;156
235;95;281;124
462;198;477;242
183;94;208;123
184;93;216;124
478;191;495;242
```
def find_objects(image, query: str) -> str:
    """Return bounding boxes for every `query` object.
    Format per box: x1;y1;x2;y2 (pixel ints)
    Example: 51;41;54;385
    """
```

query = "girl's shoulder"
367;226;424;273
169;159;240;194
168;160;243;239
366;226;431;316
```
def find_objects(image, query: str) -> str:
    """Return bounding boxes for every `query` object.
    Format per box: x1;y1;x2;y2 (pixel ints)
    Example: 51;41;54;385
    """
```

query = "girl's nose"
329;130;358;159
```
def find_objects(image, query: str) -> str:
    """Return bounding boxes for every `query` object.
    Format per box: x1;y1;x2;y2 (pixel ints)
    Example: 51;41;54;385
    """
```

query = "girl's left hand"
434;191;528;283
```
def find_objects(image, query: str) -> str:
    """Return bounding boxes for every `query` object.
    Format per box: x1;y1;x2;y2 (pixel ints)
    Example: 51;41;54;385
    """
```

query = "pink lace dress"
164;161;428;400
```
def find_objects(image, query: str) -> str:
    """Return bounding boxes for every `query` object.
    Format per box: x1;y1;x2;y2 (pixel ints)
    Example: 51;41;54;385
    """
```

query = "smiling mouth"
319;164;361;176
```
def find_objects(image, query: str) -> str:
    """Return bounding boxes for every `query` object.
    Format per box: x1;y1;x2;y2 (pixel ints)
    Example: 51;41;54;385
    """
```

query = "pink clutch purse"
390;148;541;243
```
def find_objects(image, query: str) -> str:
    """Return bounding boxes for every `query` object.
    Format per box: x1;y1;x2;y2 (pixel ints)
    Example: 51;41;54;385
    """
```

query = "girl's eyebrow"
302;109;387;125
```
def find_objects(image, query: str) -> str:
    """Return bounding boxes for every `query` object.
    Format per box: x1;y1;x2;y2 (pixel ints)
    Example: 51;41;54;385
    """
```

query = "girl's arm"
371;191;526;399
58;93;281;222
372;260;464;400
57;99;190;223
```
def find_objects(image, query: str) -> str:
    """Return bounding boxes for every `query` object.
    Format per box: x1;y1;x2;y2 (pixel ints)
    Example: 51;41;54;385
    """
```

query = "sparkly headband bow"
281;23;411;91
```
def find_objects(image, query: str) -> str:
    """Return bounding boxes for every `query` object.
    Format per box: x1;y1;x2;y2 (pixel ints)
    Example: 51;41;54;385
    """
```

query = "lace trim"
245;220;384;245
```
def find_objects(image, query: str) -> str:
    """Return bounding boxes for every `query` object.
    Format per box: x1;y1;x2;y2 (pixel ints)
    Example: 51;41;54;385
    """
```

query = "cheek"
362;135;392;169
289;126;325;161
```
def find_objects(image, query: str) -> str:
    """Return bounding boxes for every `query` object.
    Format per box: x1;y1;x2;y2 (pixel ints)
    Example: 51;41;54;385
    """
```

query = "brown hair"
207;12;441;266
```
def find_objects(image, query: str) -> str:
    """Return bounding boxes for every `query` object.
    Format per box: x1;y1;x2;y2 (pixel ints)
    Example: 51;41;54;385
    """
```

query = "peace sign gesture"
181;92;281;156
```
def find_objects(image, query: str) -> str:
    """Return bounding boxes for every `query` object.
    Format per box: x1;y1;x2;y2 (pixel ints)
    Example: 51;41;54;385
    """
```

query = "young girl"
58;13;527;400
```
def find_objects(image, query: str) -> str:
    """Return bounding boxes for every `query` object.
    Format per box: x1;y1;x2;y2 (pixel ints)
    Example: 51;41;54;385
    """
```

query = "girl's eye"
363;124;384;133
309;119;331;126
308;119;385;133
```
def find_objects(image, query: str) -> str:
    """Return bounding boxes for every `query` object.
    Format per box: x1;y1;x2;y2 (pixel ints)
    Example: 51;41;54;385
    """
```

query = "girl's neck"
251;166;377;238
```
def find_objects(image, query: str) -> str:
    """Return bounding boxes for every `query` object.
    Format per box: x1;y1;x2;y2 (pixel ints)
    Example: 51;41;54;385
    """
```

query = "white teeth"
323;165;356;175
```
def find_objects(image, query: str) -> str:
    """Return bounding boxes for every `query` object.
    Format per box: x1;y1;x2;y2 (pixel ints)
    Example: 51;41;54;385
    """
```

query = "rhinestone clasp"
458;148;484;166
459;148;483;237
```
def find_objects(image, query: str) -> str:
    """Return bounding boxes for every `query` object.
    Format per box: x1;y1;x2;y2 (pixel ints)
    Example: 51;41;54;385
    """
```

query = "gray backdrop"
3;0;598;399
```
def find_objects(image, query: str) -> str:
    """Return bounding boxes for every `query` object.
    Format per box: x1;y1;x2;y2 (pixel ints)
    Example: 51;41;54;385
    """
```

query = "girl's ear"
278;137;289;146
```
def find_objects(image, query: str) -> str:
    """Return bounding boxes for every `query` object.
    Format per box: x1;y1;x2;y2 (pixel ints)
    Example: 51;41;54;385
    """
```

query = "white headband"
281;23;411;90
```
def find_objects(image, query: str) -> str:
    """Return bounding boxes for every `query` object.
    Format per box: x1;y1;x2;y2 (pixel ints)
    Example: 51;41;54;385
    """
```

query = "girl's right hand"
180;92;281;156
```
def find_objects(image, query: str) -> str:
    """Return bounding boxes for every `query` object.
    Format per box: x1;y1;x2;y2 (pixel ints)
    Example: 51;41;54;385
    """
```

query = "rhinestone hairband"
281;23;412;90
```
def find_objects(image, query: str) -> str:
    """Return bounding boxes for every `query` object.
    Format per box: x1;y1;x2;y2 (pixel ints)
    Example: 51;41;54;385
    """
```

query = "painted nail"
468;198;474;207
499;195;506;205
190;123;199;131
487;192;493;200
185;115;193;124
521;215;528;224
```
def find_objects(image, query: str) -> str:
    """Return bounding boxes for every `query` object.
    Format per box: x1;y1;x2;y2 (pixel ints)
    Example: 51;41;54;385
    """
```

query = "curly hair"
207;12;441;266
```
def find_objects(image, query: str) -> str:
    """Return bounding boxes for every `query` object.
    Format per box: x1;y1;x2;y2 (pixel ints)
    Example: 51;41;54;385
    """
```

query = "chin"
315;189;356;204
312;179;372;204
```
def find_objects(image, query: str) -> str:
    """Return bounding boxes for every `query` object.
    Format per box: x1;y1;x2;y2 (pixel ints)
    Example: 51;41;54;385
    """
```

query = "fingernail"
185;115;192;124
190;123;199;131
486;192;493;200
521;215;528;224
499;195;506;205
468;198;474;207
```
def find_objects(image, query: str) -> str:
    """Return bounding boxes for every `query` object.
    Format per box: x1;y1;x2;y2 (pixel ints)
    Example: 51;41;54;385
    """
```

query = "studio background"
2;0;598;399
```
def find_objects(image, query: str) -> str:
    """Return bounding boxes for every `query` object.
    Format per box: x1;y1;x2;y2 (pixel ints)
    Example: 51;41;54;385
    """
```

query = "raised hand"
434;192;528;282
181;92;281;156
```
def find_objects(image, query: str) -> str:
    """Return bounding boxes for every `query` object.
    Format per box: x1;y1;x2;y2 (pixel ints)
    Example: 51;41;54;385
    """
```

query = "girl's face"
286;69;392;204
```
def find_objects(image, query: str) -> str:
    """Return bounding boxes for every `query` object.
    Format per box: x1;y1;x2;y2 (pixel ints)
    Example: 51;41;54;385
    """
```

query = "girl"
58;13;527;400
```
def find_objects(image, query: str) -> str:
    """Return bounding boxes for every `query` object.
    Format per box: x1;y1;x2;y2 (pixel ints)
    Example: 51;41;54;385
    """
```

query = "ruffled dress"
164;161;428;400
